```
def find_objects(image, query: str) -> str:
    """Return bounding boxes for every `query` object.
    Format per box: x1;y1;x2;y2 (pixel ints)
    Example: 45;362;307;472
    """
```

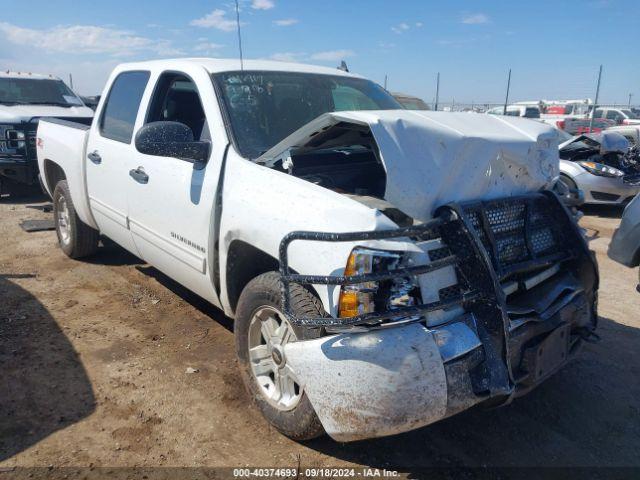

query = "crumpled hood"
0;104;94;123
560;131;629;154
259;110;560;221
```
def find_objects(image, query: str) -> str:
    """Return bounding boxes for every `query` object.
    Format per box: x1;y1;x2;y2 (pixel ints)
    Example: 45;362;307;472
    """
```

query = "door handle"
129;166;149;184
87;151;102;164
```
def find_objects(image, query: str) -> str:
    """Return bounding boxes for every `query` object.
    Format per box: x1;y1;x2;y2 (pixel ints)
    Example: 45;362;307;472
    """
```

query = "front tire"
559;174;581;201
235;272;325;441
53;180;99;259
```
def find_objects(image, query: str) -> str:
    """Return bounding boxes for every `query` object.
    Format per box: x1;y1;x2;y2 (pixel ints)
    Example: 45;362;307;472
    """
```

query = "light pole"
503;69;511;115
589;65;603;134
434;72;440;111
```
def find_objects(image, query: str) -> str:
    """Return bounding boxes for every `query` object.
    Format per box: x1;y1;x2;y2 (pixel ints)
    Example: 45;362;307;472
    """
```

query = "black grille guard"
279;192;596;333
279;212;483;331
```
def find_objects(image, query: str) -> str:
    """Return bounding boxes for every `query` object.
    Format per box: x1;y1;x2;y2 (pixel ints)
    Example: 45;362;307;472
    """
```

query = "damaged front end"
280;192;598;442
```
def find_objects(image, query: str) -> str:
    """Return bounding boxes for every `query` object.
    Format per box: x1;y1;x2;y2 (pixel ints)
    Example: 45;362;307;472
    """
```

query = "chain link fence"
425;102;640;113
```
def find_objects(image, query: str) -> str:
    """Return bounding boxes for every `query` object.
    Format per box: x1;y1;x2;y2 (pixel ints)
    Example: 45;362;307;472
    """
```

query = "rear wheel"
53;180;99;259
235;272;325;440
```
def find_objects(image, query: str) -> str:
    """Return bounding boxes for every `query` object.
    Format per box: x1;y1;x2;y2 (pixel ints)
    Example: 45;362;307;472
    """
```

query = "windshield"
621;109;639;119
213;71;402;159
0;78;83;107
524;107;541;118
557;129;574;142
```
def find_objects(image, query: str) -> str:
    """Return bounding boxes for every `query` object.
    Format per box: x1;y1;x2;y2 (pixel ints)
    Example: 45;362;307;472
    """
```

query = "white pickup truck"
37;58;599;442
0;71;94;193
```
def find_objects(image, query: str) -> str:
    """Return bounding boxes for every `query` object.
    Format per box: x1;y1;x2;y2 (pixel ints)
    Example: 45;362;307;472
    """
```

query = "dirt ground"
1;192;639;476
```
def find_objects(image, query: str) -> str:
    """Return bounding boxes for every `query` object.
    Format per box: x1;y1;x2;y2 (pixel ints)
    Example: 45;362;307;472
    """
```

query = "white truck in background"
515;100;614;134
0;71;93;194
36;58;599;442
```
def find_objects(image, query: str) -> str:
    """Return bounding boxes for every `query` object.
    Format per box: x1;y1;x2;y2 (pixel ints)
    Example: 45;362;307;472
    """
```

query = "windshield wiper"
31;102;73;107
0;100;73;107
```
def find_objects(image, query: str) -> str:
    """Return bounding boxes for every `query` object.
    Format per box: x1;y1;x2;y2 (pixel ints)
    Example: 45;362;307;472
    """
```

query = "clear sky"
1;0;638;104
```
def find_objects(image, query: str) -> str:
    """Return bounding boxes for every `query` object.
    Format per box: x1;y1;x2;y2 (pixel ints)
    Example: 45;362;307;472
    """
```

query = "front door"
85;70;150;255
127;69;224;305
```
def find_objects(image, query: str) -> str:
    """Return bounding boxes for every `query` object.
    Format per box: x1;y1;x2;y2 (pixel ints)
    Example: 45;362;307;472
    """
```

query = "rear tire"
235;271;325;441
53;180;99;259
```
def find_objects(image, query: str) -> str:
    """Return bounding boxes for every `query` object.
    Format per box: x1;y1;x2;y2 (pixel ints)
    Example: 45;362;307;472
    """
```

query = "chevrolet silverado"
36;58;599;442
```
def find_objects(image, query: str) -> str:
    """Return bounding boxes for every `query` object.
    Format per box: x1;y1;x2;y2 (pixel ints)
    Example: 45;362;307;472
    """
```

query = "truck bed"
37;117;96;229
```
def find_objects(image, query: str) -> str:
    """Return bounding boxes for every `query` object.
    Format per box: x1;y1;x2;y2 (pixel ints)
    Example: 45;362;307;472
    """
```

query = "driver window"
147;73;209;141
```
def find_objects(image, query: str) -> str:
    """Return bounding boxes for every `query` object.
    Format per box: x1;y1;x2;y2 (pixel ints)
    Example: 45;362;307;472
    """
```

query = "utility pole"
434;72;440;111
234;0;244;71
503;68;511;115
69;73;73;90
384;74;388;90
629;93;634;107
589;65;603;133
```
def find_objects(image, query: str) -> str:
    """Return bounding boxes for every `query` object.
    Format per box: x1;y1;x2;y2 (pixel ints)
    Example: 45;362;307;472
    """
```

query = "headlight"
578;161;624;178
6;130;25;140
338;247;419;318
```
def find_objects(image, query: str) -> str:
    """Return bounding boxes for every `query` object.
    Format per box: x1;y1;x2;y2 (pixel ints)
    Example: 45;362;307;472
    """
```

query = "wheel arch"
631;246;640;267
43;159;67;195
559;172;578;189
225;239;320;315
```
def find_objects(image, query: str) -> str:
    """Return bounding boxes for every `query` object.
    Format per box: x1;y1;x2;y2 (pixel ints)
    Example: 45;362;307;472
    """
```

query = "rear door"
86;70;150;254
127;67;226;305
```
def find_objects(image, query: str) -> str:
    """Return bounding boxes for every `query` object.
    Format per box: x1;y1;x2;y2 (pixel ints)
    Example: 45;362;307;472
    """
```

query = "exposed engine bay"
270;122;383;192
267;121;417;226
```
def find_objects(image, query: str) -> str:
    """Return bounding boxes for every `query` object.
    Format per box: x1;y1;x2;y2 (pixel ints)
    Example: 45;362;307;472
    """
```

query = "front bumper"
0;123;38;185
0;159;38;185
281;193;599;441
286;292;591;442
573;171;640;205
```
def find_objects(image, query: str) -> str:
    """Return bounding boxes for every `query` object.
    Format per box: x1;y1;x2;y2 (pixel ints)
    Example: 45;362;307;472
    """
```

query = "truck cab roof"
113;57;363;78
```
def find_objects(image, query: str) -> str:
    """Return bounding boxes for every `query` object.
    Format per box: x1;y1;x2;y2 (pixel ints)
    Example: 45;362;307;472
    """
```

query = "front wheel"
53;180;99;259
235;272;325;440
558;174;581;203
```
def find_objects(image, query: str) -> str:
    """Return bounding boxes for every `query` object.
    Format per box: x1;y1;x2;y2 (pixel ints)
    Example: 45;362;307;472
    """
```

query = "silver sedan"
558;131;640;205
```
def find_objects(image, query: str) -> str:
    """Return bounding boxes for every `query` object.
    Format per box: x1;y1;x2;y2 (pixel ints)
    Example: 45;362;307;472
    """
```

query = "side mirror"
135;121;210;167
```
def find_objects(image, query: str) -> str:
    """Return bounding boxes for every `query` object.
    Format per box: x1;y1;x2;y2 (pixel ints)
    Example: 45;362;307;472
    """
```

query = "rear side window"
100;71;150;143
